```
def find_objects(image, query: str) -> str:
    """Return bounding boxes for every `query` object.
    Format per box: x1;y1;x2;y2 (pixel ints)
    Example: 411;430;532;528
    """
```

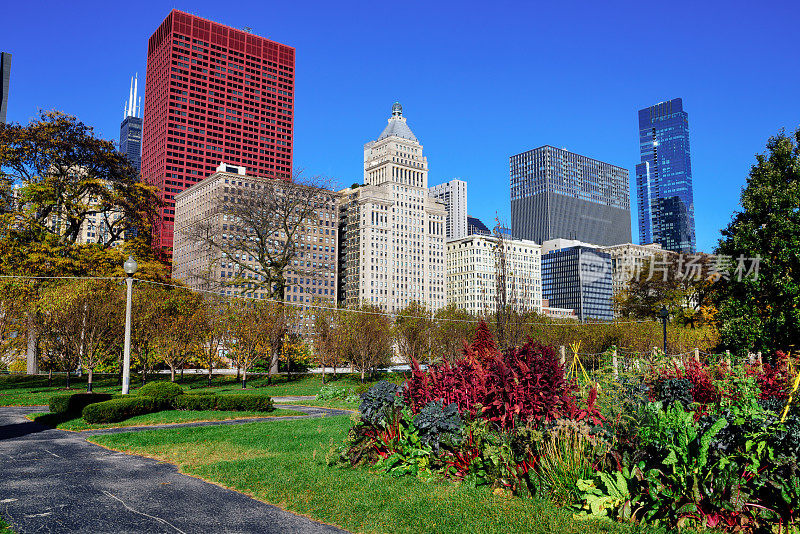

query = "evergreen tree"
715;129;800;353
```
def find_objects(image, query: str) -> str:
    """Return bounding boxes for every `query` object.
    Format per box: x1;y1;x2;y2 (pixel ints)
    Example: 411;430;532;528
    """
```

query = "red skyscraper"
142;10;295;253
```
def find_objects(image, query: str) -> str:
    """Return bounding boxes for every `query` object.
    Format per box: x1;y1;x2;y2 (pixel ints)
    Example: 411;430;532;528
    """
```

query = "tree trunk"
180;367;184;381
170;366;176;382
26;314;39;375
48;369;52;387
321;355;326;385
208;361;213;387
65;370;70;389
242;366;247;389
360;368;365;383
87;368;93;393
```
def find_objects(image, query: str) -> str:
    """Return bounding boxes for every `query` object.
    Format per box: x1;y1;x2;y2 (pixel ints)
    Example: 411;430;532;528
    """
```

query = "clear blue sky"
3;0;799;252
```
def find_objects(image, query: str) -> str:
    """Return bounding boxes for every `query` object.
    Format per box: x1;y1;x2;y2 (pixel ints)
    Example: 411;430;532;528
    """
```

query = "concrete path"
0;405;350;533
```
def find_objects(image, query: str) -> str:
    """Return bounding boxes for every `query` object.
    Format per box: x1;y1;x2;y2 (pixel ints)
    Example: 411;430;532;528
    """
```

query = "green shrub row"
80;394;274;423
82;397;171;424
49;393;113;415
137;381;184;399
174;394;274;412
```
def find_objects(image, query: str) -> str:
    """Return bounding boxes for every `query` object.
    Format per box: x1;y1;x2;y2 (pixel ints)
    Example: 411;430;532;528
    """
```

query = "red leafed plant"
648;358;720;406
405;326;577;430
752;350;791;401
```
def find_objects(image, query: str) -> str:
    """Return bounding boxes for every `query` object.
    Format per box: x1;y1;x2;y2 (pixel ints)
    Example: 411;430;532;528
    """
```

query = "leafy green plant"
412;400;462;453
572;468;640;522
359;380;404;427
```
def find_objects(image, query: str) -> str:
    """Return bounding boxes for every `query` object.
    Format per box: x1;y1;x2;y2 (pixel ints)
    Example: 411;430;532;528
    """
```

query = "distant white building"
337;102;447;312
446;234;542;316
430;179;467;241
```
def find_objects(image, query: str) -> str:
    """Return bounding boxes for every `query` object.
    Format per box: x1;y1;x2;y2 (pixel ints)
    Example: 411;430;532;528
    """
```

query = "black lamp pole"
659;306;669;354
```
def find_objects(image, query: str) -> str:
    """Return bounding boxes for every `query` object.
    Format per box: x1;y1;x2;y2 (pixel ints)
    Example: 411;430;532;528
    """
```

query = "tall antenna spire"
128;76;134;118
138;96;142;118
133;73;138;117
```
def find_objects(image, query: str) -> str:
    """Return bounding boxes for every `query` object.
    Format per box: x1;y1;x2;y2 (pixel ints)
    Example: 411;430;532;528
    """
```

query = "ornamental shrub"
49;393;113;415
173;394;220;411
137;381;184;400
82;397;169;424
215;394;273;412
406;338;575;430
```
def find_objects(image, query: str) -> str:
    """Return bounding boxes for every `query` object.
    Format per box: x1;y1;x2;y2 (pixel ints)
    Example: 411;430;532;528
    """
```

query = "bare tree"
188;172;335;300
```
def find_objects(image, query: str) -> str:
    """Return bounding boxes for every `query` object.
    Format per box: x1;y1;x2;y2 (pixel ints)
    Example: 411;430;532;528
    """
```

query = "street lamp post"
122;255;137;395
659;306;669;354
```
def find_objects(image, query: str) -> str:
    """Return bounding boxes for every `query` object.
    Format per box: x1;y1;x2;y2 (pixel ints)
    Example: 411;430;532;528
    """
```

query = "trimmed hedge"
137;381;184;400
82;397;170;424
81;393;274;424
49;393;113;415
216;394;273;412
174;394;219;411
174;394;274;413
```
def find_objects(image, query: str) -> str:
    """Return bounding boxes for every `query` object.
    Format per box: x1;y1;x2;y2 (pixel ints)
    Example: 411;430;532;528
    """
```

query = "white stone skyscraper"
430;179;467;241
338;102;447;312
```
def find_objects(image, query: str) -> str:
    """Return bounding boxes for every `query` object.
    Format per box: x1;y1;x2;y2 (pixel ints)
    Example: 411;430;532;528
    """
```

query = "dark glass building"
542;246;613;321
119;74;143;171
510;146;631;246
0;52;11;124
636;98;696;253
467;216;490;236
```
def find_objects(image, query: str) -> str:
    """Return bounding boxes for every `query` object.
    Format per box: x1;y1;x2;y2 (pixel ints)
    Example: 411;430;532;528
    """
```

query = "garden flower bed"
337;321;800;532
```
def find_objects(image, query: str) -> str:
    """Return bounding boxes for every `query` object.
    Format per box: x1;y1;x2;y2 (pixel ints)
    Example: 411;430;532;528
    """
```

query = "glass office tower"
510;146;631;246
542;246;613;321
636;98;696;253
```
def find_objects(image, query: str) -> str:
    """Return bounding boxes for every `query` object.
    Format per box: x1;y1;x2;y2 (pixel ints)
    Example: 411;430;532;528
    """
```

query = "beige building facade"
338;103;447;312
600;242;671;299
172;164;339;330
446;234;542;316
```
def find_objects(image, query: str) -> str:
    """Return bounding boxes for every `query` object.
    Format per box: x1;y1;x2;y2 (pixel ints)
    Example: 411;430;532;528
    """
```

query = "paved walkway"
0;404;350;533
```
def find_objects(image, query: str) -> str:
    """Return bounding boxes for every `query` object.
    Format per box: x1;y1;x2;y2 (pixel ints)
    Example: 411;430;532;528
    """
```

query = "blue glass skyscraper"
636;98;696;253
119;74;142;172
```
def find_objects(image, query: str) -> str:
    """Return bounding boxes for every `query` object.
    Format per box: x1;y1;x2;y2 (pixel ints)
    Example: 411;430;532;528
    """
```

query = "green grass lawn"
90;416;661;534
27;408;305;431
0;372;395;406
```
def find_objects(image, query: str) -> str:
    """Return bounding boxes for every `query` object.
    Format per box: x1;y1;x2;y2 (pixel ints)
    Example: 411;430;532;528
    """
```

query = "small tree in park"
394;301;434;365
156;289;205;382
37;279;122;392
343;303;392;383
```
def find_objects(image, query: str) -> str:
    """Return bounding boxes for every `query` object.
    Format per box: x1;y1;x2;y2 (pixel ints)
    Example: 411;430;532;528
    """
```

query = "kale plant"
360;380;404;427
412;400;463;453
656;378;693;409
